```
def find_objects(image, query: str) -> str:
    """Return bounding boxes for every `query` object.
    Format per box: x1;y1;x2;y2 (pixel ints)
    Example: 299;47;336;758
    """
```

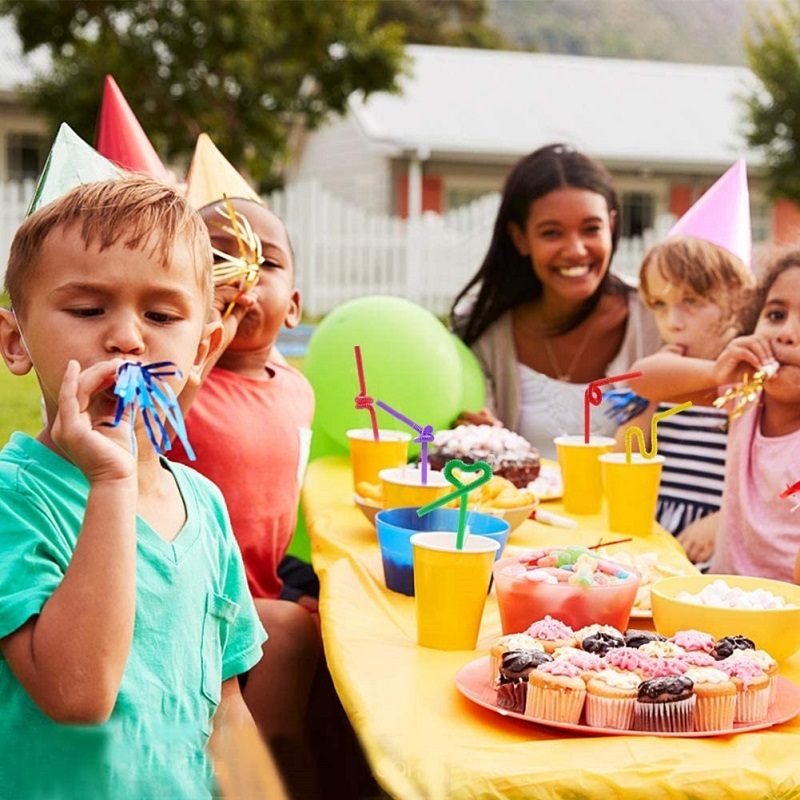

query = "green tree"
2;0;407;189
375;0;508;49
744;0;800;201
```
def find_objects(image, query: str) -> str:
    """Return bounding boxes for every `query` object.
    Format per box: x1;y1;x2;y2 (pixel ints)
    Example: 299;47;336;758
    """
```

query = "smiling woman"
450;144;662;458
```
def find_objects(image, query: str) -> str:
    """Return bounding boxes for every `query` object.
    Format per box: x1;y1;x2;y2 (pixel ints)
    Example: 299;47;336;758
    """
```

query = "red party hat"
95;75;169;181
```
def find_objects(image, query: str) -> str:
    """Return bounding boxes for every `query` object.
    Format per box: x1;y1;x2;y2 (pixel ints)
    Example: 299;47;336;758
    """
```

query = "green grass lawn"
0;368;44;446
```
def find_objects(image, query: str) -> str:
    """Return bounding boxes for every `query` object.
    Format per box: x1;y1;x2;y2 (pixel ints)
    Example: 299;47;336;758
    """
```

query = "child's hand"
676;515;717;564
712;334;775;387
50;359;136;483
213;284;258;349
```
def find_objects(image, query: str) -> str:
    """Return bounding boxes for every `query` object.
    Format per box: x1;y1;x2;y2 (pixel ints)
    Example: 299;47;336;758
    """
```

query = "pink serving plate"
455;656;800;738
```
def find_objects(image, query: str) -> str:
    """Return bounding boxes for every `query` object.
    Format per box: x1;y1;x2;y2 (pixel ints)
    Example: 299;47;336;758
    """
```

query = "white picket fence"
0;178;665;315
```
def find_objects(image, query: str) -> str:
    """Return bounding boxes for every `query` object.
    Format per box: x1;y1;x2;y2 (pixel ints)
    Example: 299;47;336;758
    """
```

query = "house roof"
0;17;49;98
350;45;761;171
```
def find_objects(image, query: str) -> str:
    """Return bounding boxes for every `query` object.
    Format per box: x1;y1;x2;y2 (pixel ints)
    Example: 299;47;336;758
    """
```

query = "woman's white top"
516;364;618;460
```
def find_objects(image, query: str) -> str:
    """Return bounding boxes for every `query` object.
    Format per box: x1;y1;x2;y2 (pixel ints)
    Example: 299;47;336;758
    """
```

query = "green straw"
416;459;492;549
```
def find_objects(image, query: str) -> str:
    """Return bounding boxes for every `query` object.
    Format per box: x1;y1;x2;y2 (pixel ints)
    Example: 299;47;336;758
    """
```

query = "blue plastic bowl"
374;507;511;596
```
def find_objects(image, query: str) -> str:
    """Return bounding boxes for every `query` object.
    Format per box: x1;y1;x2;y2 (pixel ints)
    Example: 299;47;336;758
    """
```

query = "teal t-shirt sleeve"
218;510;267;682
0;486;69;640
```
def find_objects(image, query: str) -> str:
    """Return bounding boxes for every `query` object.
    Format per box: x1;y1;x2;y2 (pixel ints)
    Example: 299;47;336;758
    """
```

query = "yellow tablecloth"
302;457;800;800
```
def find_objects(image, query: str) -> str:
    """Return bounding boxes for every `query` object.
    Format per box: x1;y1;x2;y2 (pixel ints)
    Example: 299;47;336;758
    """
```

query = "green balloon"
452;334;486;413
308;424;348;461
305;296;463;449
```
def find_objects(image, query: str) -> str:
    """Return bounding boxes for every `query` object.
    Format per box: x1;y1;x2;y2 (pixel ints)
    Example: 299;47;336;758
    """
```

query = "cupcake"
554;649;604;682
640;657;689;680
602;647;653;677
684;666;737;731
496;650;553;714
585;669;640;729
525;616;577;653
724;649;779;706
489;633;544;686
525;661;586;723
669;629;715;654
634;676;696;732
679;651;717;668
581;632;625;656
638;640;686;660
575;624;623;645
717;658;770;723
711;635;756;660
624;629;666;649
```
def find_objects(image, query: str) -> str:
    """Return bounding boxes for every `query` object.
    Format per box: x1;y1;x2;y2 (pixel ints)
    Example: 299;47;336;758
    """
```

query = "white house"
288;44;800;243
0;17;48;183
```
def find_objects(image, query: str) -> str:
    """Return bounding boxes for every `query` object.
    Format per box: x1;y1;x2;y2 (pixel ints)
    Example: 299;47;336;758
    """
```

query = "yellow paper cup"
378;466;450;510
599;452;665;536
411;532;500;650
347;429;411;490
554;435;615;515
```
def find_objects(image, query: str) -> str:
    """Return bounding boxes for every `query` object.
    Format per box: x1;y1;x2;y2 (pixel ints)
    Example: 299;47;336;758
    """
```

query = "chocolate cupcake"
624;629;666;649
711;635;756;661
634;676;696;732
582;632;625;656
496;650;553;714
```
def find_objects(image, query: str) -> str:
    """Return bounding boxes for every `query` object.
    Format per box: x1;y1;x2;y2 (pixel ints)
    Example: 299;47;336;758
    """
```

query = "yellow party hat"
184;133;264;210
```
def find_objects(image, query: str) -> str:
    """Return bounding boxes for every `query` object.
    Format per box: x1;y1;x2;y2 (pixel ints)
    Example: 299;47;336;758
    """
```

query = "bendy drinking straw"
624;401;693;462
417;459;492;550
584;372;642;443
353;345;379;441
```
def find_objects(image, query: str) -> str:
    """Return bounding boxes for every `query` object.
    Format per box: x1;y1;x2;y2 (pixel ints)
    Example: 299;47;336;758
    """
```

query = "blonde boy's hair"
639;235;755;331
6;175;213;313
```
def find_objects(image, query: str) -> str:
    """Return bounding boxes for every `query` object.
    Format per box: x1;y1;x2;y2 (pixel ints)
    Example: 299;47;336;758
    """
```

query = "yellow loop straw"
624;401;693;463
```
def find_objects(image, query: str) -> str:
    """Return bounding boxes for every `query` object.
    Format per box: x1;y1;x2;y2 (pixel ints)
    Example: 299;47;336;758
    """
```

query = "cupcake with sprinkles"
683;666;737;731
496;650;553;714
525;661;586;723
585;669;641;729
525;616;577;653
669;629;715;654
489;633;544;686
634;676;696;732
717;657;770;723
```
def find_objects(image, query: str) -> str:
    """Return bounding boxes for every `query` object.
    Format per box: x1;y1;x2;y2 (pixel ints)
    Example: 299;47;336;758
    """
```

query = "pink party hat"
669;159;751;266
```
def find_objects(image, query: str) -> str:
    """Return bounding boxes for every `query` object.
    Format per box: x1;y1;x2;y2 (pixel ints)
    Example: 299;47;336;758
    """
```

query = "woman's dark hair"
743;246;800;333
450;143;628;345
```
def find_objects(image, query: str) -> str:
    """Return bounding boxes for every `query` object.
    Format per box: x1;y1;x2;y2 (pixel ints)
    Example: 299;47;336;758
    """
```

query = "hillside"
489;0;754;66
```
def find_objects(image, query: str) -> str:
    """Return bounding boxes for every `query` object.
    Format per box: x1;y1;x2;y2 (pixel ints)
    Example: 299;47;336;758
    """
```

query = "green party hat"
27;123;120;216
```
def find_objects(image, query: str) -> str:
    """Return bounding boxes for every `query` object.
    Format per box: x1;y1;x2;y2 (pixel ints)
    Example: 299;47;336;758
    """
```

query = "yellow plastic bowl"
474;502;538;532
651;574;800;661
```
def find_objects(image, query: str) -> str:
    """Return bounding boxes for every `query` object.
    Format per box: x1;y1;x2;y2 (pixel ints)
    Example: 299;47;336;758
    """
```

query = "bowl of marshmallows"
651;575;800;661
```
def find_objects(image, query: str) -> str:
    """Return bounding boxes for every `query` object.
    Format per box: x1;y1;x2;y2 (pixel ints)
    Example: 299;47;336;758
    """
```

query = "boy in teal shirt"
0;176;266;799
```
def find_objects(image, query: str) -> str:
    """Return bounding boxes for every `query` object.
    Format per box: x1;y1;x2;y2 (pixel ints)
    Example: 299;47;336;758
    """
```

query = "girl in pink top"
694;250;800;582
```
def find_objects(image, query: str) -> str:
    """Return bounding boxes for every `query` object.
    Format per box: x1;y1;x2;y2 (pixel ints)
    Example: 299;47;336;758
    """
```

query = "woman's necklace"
542;321;595;382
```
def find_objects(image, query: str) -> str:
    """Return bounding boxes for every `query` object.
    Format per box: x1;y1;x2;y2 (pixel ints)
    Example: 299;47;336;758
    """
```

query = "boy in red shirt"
172;138;320;798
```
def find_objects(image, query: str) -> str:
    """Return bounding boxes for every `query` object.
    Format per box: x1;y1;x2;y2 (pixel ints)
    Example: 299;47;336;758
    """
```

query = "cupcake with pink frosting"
602;647;653;677
724;649;779;706
525;661;586;723
525;616;577;653
669;629;715;653
641;657;690;680
679;651;717;668
554;648;604;682
717;657;770;723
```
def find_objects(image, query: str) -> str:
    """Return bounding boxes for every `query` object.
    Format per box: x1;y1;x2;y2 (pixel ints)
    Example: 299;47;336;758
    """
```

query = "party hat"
27;123;120;216
95;75;169;181
184;133;264;210
668;159;751;266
